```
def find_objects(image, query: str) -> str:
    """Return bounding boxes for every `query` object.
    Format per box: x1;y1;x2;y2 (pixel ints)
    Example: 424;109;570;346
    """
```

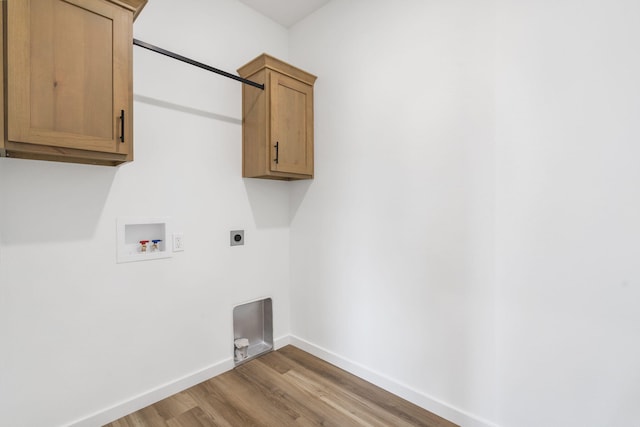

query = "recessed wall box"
117;217;172;263
233;297;273;365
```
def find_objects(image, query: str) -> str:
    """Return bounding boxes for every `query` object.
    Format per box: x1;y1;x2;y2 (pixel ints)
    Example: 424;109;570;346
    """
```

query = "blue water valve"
151;239;162;252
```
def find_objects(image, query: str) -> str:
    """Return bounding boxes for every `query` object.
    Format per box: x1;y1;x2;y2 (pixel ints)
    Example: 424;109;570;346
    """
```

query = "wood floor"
105;345;458;427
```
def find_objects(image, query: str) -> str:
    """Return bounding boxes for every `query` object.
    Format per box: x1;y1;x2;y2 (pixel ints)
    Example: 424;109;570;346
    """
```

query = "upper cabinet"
238;54;317;180
0;0;146;166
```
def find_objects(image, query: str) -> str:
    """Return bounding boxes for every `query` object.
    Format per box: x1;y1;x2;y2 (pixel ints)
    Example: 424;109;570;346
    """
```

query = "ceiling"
238;0;331;28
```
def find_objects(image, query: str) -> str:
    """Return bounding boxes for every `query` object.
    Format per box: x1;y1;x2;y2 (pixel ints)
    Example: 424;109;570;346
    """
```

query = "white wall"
288;1;497;425
495;0;640;426
288;1;640;427
0;1;292;425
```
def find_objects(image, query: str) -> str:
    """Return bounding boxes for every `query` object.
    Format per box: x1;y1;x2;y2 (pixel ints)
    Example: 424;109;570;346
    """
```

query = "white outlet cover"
173;233;184;252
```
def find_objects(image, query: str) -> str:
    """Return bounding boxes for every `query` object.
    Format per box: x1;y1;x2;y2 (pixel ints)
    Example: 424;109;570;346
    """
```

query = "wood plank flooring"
105;345;458;427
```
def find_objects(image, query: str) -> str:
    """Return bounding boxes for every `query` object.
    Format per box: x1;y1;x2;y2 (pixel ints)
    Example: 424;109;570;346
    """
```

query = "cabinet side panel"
242;69;267;177
112;1;133;159
306;85;314;178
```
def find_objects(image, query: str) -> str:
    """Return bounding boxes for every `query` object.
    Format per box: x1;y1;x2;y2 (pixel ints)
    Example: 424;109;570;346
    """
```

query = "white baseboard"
289;335;500;427
68;357;233;427
68;335;497;427
274;335;291;349
68;335;292;427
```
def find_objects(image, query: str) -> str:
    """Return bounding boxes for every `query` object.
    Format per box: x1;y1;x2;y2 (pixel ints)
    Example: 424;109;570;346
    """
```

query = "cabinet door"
270;72;314;176
7;0;132;156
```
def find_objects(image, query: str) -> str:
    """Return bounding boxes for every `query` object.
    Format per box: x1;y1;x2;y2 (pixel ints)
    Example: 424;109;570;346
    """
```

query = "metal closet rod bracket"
133;38;265;90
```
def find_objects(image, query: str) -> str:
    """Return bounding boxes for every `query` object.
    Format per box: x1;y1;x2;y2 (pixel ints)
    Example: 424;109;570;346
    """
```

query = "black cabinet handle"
274;141;279;164
120;110;125;143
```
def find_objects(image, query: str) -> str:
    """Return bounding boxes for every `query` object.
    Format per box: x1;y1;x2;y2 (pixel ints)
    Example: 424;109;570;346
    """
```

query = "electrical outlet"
173;233;184;252
230;230;244;246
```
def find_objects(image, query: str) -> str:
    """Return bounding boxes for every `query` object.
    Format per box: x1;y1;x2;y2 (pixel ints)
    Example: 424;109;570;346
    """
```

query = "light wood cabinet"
0;0;146;166
238;54;317;180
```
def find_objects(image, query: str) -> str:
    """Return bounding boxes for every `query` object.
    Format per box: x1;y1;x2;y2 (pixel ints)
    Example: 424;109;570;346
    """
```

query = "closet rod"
133;39;265;90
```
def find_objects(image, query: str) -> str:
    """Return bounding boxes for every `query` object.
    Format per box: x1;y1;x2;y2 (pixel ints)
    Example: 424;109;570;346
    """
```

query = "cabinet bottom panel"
2;140;130;166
